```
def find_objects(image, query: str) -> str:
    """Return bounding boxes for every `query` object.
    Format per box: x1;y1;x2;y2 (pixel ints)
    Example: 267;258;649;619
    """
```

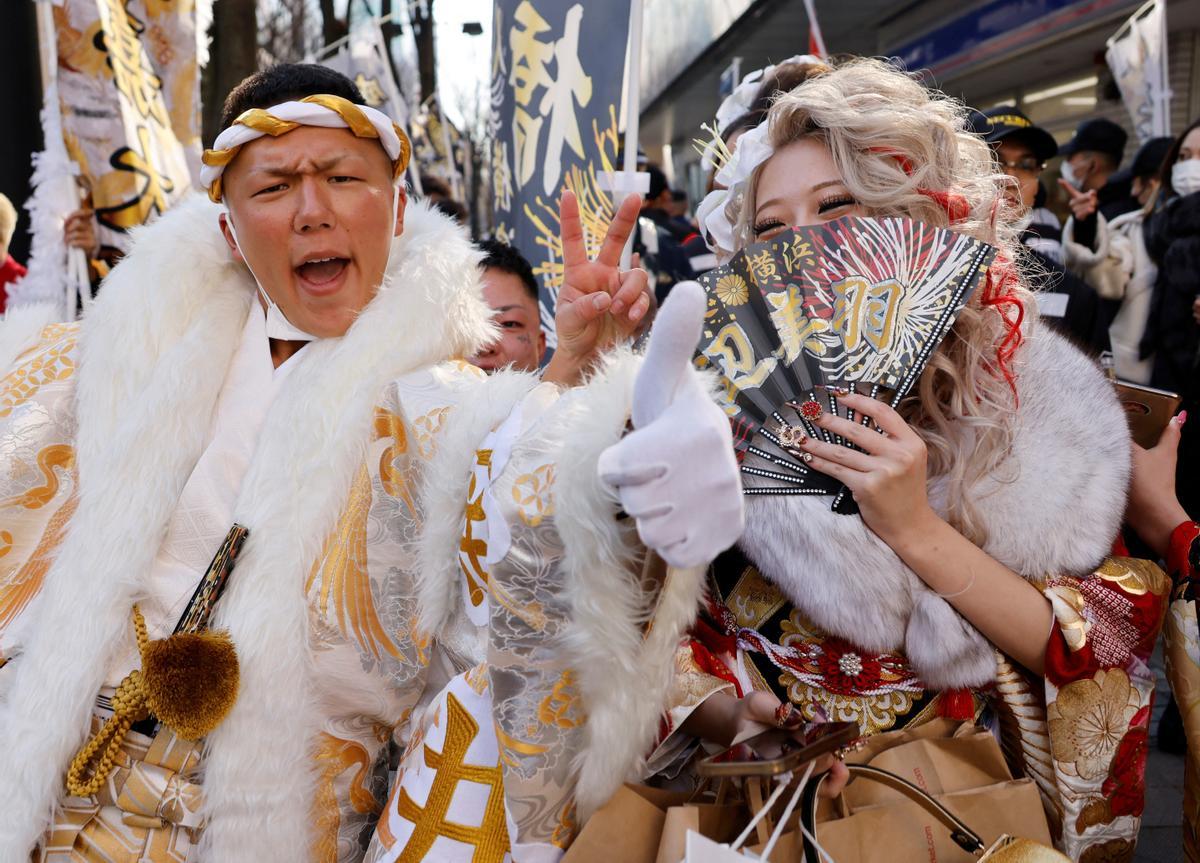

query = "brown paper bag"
655;799;749;863
803;778;1052;863
842;717;974;765
564;784;693;863
843;728;1012;809
747;721;1052;862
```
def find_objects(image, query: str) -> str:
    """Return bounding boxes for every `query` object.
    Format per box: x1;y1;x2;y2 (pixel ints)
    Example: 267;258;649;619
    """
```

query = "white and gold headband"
200;93;411;203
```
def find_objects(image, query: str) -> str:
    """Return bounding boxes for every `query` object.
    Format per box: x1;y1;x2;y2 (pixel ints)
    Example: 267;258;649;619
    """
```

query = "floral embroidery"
815;637;881;694
1101;705;1150;819
511;464;555;527
1048;668;1141;781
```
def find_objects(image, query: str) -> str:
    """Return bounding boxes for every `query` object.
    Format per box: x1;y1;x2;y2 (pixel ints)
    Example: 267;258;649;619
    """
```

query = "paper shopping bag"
843;725;1012;809
684;831;758;862
564;784;692;863
656;799;750;863
796;778;1052;863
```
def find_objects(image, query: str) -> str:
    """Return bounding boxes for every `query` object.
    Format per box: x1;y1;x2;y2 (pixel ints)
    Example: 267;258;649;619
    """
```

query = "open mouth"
294;256;349;290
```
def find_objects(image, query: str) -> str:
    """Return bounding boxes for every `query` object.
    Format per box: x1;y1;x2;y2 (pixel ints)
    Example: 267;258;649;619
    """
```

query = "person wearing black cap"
970;106;1109;354
1063;136;1173;383
1058;117;1134;219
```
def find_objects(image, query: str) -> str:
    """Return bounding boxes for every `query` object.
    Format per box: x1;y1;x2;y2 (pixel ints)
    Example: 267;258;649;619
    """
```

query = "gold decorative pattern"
1;325;79;418
1047;668;1140;781
412;407;450;460
307;465;404;660
1097;556;1171;597
394;693;511;863
494;723;550;767
0;491;79;630
511;463;555;527
459;450;492;609
0;444;75;509
536;670;582;729
788;678;918;736
312;733;382;863
713;273;749;306
726;568;790;630
375;407;418;520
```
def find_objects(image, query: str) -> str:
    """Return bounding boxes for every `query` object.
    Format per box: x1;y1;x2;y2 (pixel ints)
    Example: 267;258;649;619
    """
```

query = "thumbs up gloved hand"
597;281;745;569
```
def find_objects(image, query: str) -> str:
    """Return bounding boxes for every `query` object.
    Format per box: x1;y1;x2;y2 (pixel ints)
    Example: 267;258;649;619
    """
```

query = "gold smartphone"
1114;381;1181;449
696;721;860;778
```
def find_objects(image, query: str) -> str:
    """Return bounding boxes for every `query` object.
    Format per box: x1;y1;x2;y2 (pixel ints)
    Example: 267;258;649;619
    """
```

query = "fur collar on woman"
738;325;1130;689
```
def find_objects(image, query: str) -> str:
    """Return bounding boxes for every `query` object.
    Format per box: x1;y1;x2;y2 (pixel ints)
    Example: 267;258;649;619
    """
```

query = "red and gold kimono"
1163;520;1200;860
650;327;1173;862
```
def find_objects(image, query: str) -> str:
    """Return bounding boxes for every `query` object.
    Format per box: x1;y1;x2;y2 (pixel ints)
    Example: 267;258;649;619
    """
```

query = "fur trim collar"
0;302;61;373
738;328;1129;689
0;193;494;860
550;350;708;817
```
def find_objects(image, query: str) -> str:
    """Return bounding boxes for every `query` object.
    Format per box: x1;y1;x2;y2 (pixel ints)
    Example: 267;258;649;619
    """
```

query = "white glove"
597;281;745;568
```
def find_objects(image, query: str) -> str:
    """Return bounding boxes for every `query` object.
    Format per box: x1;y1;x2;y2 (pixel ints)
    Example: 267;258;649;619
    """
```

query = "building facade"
639;0;1200;206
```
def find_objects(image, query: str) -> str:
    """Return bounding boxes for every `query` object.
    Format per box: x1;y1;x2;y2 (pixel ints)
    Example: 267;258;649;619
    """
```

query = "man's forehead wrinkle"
244;150;364;177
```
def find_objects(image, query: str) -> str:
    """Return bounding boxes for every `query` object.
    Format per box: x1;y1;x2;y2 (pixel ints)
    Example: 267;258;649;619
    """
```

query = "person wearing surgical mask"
1141;118;1200;521
1059;136;1174;382
1142;118;1200;392
1056;118;1137;257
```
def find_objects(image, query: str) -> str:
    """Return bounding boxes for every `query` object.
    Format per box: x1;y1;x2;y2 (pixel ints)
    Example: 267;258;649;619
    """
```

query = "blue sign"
890;0;1134;77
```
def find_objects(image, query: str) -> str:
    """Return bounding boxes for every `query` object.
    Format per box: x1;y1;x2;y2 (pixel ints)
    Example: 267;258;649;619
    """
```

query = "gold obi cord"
67;605;239;797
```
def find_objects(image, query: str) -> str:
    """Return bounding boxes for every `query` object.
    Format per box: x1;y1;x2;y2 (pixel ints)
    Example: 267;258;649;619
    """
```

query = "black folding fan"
693;216;996;512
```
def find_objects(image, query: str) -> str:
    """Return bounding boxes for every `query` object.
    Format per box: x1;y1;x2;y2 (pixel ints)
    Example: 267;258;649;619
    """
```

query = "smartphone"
696;721;860;777
1114;381;1181;449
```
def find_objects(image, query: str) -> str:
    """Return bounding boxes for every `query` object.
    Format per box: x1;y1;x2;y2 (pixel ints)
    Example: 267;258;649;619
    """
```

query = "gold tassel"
66;604;240;797
65;607;153;797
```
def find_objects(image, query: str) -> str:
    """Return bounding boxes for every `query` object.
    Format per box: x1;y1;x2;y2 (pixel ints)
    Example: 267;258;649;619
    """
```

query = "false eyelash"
754;217;785;235
818;194;856;214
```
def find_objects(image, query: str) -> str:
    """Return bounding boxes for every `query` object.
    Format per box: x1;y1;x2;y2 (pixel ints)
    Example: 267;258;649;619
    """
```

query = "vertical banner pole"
620;0;643;270
34;0;89;319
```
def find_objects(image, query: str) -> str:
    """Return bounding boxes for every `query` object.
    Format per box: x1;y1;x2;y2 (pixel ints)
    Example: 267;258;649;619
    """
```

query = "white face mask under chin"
1060;158;1083;190
1172;160;1200;197
223;211;319;342
222;186;400;343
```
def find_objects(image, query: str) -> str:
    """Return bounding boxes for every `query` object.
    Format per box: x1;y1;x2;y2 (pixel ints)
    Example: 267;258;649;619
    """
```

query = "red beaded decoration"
799;399;822;421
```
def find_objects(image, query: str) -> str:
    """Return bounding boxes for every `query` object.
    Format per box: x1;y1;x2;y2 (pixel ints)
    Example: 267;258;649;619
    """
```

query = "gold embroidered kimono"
0;199;699;863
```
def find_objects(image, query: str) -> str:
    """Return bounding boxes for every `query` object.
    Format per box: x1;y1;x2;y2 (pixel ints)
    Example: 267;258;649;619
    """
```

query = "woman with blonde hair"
657;58;1187;859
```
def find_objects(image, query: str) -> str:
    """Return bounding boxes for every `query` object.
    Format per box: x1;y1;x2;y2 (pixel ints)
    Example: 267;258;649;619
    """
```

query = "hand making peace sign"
542;191;652;386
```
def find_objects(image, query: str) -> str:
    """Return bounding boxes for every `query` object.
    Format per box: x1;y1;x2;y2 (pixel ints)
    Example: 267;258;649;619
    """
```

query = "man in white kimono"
0;65;742;862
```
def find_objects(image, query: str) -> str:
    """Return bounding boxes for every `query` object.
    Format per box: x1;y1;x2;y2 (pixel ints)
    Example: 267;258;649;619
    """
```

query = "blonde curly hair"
732;58;1037;543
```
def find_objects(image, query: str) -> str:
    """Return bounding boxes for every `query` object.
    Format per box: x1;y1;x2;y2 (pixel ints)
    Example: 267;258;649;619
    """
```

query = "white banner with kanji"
1106;0;1171;143
10;0;202;312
